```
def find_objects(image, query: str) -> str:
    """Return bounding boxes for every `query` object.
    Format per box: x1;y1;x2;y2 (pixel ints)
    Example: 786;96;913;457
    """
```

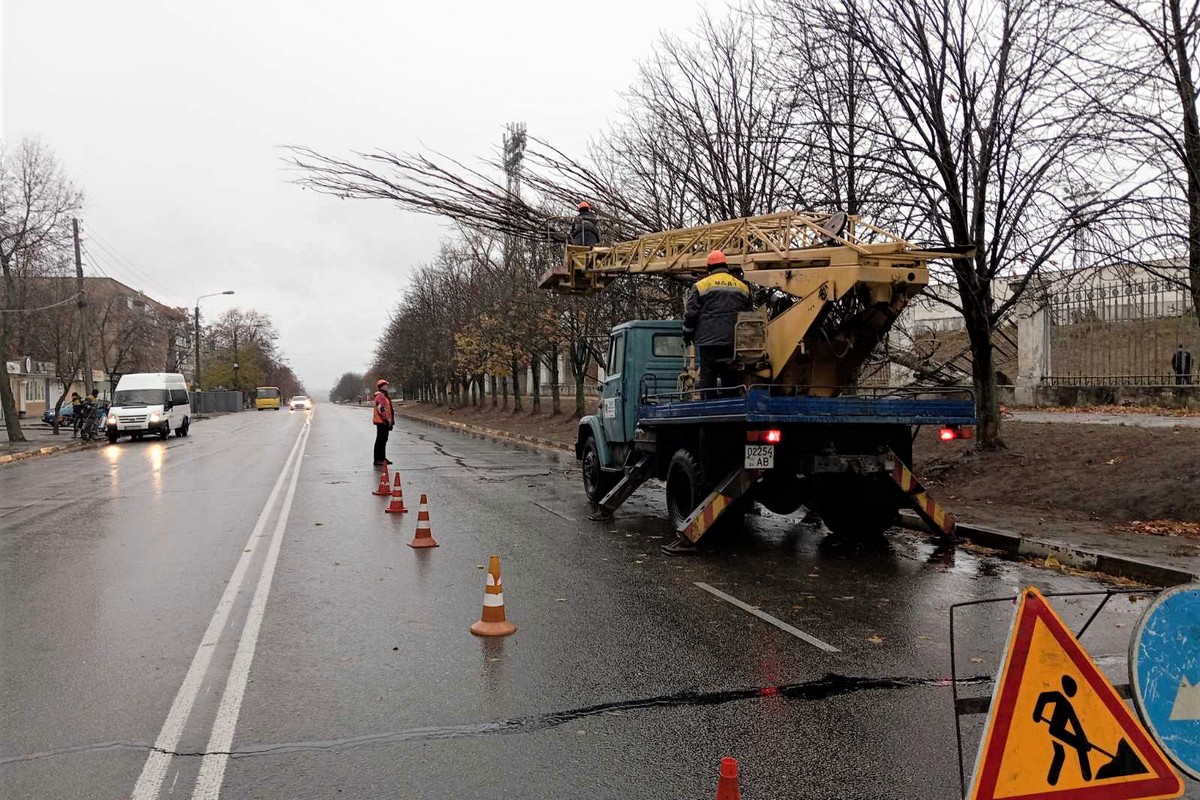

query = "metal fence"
1046;278;1199;386
192;390;244;413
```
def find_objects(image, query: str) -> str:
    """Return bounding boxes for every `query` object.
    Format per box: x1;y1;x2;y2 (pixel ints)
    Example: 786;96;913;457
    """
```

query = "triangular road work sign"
968;587;1183;800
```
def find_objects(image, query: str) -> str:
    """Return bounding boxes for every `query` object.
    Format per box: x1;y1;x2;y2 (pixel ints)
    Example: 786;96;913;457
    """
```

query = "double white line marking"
131;419;311;800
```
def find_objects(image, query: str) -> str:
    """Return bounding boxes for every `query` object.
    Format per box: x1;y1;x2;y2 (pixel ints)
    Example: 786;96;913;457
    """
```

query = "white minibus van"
106;373;191;443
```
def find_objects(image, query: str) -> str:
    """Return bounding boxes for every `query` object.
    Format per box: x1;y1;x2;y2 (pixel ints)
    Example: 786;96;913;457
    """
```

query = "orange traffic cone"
407;493;439;548
715;757;740;800
384;473;408;514
469;555;516;637
372;466;390;496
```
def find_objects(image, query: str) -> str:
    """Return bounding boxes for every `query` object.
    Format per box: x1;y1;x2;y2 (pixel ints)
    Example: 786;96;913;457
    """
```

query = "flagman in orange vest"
372;378;394;466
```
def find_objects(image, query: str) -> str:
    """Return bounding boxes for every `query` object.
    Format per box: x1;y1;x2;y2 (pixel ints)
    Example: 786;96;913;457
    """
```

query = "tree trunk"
549;343;561;416
570;344;588;417
530;355;542;414
510;360;523;412
501;375;508;409
491;375;498;408
0;251;25;443
0;323;24;442
965;308;1003;450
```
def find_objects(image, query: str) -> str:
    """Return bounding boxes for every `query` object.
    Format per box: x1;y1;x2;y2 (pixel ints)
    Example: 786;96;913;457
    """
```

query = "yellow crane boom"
540;211;970;394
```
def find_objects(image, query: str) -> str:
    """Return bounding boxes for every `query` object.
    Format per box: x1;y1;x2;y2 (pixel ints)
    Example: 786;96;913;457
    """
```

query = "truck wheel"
666;449;705;529
159;422;170;440
581;436;617;503
812;475;900;537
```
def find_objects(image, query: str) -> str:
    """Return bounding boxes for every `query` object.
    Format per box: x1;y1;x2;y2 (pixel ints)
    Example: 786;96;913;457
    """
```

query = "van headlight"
149;412;161;423
106;414;117;426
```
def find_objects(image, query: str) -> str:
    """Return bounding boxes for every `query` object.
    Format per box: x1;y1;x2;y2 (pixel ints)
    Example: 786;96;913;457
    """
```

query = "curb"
395;409;573;455
0;440;88;466
898;511;1197;587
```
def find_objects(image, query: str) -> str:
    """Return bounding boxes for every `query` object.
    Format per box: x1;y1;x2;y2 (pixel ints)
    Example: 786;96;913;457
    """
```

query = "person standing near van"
69;393;83;436
373;379;394;466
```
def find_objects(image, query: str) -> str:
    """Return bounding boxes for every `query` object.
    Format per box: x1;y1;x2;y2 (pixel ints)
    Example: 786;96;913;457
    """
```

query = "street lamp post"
194;291;234;391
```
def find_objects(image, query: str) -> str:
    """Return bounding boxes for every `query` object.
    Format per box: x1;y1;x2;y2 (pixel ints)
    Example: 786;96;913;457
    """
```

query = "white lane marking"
693;582;841;653
190;421;311;799
129;422;309;800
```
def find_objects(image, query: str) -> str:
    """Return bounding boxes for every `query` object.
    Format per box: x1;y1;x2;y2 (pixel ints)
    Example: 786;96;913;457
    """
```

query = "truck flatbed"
638;387;976;427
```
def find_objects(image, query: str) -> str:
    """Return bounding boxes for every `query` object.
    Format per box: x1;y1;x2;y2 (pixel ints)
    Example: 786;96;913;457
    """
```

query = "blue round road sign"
1131;583;1200;780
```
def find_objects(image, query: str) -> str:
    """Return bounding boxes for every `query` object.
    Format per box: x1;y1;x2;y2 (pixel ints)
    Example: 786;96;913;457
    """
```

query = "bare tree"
0;138;83;441
1076;0;1200;326
21;264;83;432
791;0;1132;447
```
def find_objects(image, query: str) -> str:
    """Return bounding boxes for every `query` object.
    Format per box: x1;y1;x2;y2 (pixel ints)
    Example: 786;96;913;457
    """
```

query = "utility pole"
232;325;240;402
73;219;93;396
194;306;201;390
194;290;235;392
503;122;526;406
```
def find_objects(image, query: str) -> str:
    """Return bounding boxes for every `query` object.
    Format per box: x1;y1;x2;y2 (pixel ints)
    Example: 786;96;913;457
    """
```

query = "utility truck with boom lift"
539;211;976;552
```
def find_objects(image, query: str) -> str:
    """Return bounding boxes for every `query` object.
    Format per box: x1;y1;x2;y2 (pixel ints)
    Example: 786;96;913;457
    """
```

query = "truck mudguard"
576;415;616;469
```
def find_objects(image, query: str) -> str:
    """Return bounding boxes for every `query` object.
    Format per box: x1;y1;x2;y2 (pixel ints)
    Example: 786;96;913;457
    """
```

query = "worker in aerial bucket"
568;201;601;246
682;249;752;392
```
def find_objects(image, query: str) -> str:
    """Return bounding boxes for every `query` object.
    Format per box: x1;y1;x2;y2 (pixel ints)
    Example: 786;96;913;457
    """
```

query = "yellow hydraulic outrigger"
540;210;971;395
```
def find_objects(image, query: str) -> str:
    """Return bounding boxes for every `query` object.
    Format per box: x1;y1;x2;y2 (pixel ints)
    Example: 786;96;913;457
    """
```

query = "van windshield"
114;389;168;406
256;387;280;399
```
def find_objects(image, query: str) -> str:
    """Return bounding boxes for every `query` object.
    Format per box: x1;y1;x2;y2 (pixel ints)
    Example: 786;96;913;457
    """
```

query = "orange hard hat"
577;201;590;211
706;249;727;267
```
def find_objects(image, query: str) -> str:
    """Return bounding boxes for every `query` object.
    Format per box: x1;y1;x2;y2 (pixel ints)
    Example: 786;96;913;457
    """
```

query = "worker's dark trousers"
374;423;390;464
697;344;739;393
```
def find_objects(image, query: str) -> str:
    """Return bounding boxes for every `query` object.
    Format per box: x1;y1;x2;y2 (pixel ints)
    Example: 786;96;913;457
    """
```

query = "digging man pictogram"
1033;675;1149;786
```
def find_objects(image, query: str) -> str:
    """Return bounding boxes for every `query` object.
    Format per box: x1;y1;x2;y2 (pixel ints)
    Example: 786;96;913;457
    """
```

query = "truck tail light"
747;429;782;443
939;425;975;442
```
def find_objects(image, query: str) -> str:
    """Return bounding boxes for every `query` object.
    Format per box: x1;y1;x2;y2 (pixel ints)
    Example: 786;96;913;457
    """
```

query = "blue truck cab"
576;320;977;540
576;320;686;490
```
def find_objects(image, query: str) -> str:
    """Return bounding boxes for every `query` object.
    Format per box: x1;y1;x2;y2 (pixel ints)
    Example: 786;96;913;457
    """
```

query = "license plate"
745;444;774;469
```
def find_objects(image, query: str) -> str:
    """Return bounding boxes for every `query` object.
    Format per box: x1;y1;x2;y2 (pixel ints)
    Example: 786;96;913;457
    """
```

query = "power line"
83;225;178;304
0;292;82;313
80;244;110;279
86;234;170;298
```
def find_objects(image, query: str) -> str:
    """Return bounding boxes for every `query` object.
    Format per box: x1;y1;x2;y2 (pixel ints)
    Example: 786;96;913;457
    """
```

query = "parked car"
41;405;76;426
290;395;311;411
42;401;109;427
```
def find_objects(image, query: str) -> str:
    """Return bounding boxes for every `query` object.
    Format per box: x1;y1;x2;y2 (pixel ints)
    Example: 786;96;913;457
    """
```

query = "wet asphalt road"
0;405;1180;799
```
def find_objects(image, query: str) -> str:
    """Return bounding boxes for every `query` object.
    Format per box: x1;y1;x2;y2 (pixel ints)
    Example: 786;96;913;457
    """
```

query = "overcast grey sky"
3;0;712;393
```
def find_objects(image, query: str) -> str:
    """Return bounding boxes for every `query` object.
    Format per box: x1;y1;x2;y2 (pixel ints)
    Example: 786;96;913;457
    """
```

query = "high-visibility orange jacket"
373;390;394;425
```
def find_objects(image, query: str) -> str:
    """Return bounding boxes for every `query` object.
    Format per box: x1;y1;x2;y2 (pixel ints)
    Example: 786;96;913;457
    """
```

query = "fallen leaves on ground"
867;635;884;644
1036;404;1200;418
1119;519;1200;539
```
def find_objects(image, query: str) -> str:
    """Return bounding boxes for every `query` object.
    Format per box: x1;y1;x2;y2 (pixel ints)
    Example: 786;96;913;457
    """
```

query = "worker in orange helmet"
568;200;601;246
682;250;752;392
372;378;394;466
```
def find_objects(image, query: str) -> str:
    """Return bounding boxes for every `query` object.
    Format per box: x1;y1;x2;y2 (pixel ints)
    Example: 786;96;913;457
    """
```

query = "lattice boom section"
539;211;918;292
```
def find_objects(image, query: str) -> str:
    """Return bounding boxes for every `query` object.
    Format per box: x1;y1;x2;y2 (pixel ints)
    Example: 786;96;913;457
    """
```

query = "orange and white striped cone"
384;473;408;514
407;493;439;548
469;555;516;637
372;466;390;496
715;757;741;800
